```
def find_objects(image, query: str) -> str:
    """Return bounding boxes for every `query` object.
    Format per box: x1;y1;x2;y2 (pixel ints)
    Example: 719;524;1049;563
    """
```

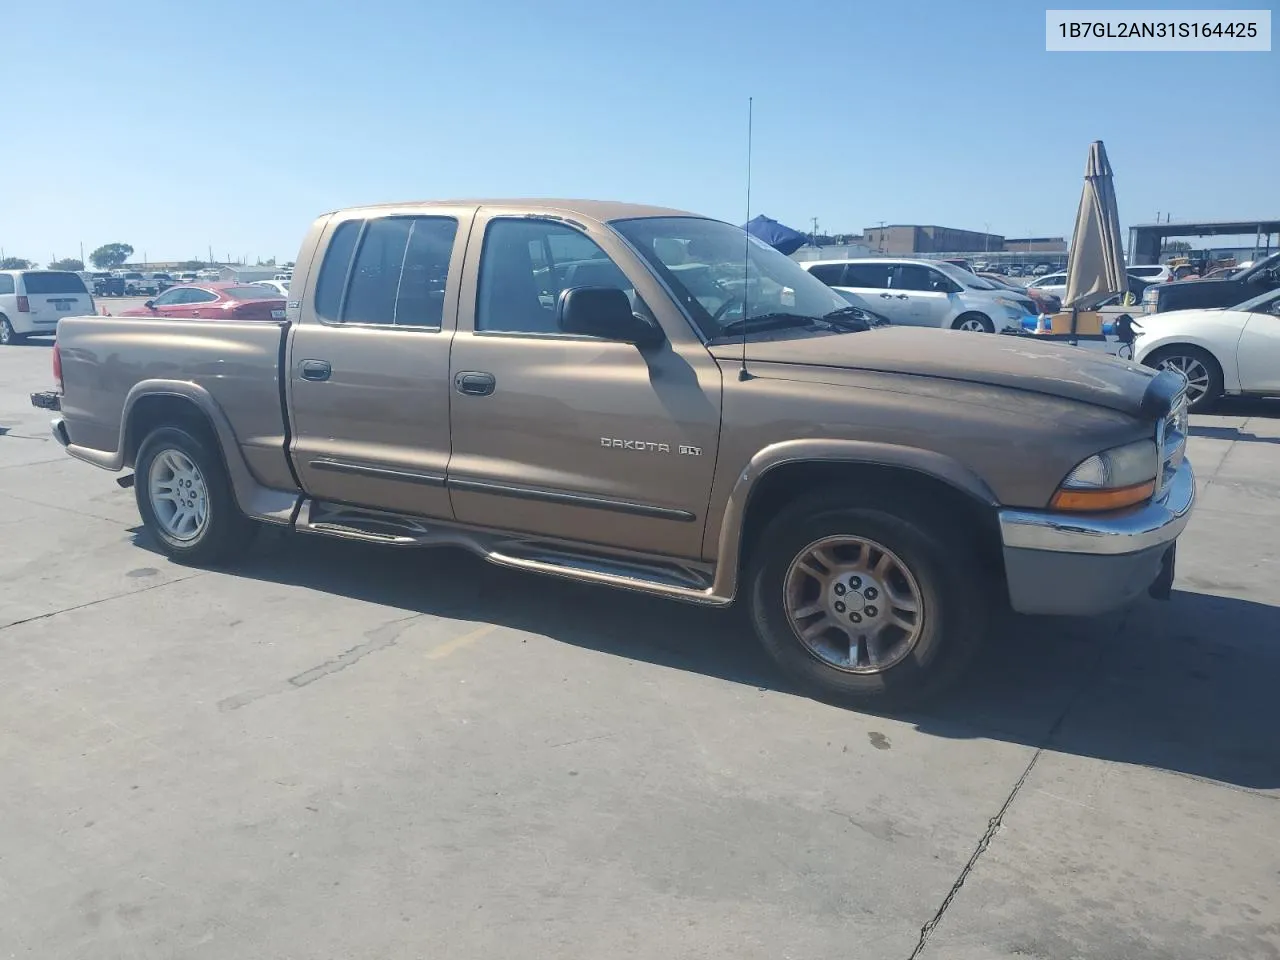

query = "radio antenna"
739;96;753;382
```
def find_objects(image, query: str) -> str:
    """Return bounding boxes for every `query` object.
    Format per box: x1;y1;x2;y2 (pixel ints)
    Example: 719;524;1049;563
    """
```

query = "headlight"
1050;438;1158;511
1142;288;1159;302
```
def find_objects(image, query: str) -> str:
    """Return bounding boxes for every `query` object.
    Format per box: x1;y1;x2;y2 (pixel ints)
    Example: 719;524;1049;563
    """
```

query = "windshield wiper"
820;305;880;330
714;312;818;338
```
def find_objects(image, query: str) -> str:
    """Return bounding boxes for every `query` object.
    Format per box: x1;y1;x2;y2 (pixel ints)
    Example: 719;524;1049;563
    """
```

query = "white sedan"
1133;287;1280;410
252;279;289;297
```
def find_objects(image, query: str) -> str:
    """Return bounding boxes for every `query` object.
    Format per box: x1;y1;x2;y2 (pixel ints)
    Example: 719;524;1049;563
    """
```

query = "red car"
120;283;285;321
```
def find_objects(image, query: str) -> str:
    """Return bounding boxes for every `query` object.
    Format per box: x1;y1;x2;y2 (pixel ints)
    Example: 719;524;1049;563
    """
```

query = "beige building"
862;224;1005;255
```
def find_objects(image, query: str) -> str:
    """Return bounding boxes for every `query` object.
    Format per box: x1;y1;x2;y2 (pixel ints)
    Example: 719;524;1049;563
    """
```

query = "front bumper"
997;458;1195;616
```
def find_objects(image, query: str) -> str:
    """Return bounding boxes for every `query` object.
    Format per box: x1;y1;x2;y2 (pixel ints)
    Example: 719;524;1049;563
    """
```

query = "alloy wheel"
148;448;209;542
1157;355;1211;404
783;535;925;674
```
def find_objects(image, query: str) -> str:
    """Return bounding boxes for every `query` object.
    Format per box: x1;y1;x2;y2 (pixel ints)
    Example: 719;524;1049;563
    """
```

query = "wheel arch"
120;382;298;524
709;440;1004;602
1138;338;1236;394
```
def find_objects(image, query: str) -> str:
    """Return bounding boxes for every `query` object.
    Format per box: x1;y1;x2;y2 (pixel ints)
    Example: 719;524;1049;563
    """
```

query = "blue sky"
3;0;1274;264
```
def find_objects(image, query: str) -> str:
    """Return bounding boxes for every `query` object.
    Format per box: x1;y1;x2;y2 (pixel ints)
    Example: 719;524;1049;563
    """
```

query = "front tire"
748;492;988;708
952;312;995;333
135;426;256;564
1144;345;1223;411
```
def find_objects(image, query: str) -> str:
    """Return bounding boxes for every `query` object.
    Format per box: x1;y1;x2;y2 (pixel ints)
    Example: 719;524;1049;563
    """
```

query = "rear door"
287;207;473;518
834;262;898;319
19;272;93;330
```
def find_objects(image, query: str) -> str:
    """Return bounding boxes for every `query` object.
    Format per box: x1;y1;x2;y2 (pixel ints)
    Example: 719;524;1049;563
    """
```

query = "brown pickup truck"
32;200;1195;705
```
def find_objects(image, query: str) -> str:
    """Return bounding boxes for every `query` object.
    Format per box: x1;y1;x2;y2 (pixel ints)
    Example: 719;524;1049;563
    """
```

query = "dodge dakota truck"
31;200;1196;706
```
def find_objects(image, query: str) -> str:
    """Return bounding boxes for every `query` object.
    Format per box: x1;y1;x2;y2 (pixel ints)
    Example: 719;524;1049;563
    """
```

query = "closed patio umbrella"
1065;141;1127;321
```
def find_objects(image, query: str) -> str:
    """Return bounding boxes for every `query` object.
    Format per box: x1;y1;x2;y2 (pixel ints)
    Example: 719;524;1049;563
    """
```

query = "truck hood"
709;327;1160;417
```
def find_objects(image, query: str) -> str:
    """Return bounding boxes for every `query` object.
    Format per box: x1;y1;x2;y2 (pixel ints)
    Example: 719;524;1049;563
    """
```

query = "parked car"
120;272;159;296
0;270;95;344
941;258;974;273
804;258;1039;332
1031;264;1051;276
1202;266;1241;280
1030;272;1149;307
1133;287;1280;410
90;272;125;297
31;199;1195;707
979;272;1060;314
150;273;176;292
1005;264;1025;277
119;283;286;321
252;279;290;297
1143;251;1280;314
1126;264;1173;285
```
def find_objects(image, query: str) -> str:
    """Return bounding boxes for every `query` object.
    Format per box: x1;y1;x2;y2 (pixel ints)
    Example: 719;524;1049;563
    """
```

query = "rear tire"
134;426;257;564
748;490;988;708
0;316;23;345
952;312;995;333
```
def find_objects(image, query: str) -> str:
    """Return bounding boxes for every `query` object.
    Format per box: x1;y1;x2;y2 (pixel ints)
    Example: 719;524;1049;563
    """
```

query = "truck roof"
323;199;699;225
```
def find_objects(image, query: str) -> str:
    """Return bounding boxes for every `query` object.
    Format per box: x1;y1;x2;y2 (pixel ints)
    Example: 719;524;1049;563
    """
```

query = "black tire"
952;312;995;333
748;490;988;708
1143;345;1223;412
0;316;24;345
134;426;256;564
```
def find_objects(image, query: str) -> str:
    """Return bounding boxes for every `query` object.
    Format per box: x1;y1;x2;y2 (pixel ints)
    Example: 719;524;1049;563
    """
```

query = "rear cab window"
314;216;458;328
21;272;88;295
0;275;14;295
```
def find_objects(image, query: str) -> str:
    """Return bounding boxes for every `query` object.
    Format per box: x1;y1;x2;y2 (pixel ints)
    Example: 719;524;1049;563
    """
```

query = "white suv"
802;258;1039;332
0;270;95;345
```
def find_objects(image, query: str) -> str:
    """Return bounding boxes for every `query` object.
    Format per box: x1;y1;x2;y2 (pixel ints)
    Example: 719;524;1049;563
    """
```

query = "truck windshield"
611;216;851;340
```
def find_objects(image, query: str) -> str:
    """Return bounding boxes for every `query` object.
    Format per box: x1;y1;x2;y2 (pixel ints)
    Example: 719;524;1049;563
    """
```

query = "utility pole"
877;220;886;254
811;217;819;249
80;242;84;266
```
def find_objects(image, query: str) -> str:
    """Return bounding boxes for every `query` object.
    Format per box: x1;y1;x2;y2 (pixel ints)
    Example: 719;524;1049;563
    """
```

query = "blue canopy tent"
743;215;808;256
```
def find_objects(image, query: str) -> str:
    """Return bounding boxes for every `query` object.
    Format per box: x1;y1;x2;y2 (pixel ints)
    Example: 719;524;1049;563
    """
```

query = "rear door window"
21;272;88;295
842;263;892;289
806;263;846;285
316;217;457;328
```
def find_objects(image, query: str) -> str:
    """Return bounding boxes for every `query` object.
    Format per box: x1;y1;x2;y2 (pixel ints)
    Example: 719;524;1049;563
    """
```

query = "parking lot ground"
2;338;1278;959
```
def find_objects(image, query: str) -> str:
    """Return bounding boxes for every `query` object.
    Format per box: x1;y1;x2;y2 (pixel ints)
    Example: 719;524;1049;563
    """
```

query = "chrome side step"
292;499;728;605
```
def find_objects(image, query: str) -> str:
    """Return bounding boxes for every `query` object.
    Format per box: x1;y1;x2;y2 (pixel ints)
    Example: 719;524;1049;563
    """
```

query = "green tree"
89;243;134;269
0;256;33;269
1165;240;1192;253
179;260;207;271
49;257;85;271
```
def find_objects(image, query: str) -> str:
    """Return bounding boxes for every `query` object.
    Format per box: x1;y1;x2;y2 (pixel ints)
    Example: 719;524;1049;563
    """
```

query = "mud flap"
1148;544;1176;600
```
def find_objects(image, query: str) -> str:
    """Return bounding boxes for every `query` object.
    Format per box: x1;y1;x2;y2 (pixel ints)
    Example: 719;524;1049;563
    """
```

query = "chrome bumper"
998;458;1195;557
996;459;1194;616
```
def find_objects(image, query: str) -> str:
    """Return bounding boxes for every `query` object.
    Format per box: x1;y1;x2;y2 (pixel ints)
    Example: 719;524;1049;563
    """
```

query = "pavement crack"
906;610;1132;959
287;614;425;688
0;573;208;634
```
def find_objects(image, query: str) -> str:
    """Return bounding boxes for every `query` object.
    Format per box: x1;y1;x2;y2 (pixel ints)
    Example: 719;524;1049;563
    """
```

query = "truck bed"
56;316;296;493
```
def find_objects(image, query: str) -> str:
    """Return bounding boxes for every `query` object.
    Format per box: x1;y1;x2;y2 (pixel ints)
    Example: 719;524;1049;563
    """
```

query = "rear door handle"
879;292;894;299
895;294;909;300
454;371;496;396
300;359;331;382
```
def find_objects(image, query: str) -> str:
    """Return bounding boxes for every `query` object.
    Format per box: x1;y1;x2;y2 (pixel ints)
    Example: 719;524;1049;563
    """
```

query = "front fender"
705;438;998;602
1134;330;1241;393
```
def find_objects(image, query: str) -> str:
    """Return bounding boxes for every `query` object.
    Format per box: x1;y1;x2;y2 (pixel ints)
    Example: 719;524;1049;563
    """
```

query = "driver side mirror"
144;300;156;310
557;286;664;347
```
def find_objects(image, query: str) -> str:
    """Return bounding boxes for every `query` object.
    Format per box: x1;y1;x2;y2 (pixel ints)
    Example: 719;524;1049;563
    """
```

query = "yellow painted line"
425;622;497;661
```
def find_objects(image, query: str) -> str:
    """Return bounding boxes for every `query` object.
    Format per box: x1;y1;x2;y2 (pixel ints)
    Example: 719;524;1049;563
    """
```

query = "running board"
292;499;726;605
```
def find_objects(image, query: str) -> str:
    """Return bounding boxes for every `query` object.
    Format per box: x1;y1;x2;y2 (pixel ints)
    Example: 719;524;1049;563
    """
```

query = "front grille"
1156;390;1188;494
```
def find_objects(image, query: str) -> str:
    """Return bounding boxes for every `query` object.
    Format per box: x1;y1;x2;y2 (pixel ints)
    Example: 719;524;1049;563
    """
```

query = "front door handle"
455;371;496;397
879;292;894;299
300;359;332;382
895;294;909;300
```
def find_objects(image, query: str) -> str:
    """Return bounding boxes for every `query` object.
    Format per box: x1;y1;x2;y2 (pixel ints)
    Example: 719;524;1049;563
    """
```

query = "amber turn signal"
1049;480;1155;512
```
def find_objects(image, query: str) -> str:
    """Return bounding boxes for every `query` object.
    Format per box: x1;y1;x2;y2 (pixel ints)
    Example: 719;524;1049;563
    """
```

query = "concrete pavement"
2;337;1277;959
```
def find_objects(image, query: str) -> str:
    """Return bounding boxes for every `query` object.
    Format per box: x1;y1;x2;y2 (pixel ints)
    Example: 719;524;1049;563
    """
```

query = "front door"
891;264;954;327
287;209;473;518
446;211;722;560
1236;294;1280;393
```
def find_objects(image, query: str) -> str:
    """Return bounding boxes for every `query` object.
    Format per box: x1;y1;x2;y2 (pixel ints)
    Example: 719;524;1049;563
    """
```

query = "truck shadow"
189;530;1280;792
